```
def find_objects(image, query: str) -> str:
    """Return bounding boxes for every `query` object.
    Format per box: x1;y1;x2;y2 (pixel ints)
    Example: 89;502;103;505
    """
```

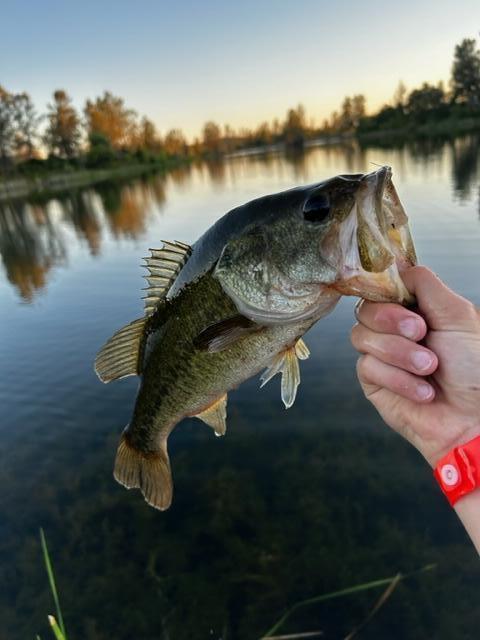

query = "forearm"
454;491;480;555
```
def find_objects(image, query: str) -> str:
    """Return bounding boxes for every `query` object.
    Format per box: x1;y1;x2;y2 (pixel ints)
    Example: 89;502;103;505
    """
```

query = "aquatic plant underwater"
38;528;436;639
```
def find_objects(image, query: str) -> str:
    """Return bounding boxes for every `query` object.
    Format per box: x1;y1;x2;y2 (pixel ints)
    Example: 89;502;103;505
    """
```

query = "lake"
1;136;480;640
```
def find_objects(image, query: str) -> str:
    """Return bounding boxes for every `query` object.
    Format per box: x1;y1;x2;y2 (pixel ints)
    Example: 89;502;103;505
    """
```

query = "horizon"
2;0;480;140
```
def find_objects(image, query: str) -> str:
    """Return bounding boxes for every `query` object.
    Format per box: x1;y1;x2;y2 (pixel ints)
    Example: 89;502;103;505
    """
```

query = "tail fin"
114;433;173;510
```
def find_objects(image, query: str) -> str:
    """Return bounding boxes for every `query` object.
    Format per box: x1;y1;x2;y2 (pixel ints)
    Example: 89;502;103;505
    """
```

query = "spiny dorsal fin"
260;338;310;409
195;394;228;436
95;317;146;383
143;240;192;315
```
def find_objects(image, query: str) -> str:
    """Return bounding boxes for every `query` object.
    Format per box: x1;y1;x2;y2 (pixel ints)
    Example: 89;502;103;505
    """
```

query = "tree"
451;38;480;107
392;81;407;109
163;129;187;156
44;90;81;158
139;117;161;152
283;104;307;146
84;91;137;149
351;94;366;127
406;82;445;117
0;86;15;166
337;94;365;132
85;131;115;168
253;121;272;146
12;92;40;159
202;121;222;155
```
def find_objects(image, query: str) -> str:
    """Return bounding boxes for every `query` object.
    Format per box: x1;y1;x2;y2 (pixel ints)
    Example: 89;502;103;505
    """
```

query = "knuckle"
412;265;431;280
350;323;361;347
356;354;371;378
464;300;479;324
372;305;394;328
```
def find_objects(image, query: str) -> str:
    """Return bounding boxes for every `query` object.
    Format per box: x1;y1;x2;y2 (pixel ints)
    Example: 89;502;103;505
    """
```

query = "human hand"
351;266;480;468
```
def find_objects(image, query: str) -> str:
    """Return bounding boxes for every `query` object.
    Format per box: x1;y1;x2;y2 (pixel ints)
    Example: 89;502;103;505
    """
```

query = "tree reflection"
64;191;102;255
0;139;479;302
450;134;480;201
168;163;194;188
204;158;227;185
0;178;167;299
0;200;65;300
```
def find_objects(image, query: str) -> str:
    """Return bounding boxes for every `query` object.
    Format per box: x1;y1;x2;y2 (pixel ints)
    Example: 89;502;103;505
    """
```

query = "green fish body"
96;166;417;510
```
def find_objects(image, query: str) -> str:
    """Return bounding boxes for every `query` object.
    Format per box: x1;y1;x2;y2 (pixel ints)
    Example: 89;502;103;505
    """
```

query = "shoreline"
1;122;479;202
0;162;175;202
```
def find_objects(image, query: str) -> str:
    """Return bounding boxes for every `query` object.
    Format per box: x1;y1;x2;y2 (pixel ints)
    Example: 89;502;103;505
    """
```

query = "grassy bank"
357;113;480;143
0;159;189;202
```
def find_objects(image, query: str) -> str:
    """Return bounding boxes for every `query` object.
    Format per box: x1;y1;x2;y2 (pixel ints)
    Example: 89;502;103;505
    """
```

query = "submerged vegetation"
1;36;479;184
38;526;436;640
3;421;480;639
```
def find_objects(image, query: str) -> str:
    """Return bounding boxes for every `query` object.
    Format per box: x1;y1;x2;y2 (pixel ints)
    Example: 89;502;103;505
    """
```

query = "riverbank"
357;115;480;143
0;162;179;202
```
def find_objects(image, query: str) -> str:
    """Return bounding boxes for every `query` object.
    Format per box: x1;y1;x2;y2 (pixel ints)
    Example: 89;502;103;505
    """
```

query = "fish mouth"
330;165;417;305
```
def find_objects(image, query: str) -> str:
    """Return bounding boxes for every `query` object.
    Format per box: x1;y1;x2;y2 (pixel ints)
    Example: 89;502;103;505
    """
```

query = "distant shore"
0;162;178;202
357;116;480;143
1;121;480;203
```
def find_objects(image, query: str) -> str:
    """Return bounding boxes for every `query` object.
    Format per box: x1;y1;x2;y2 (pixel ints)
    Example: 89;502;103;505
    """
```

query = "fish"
95;165;417;510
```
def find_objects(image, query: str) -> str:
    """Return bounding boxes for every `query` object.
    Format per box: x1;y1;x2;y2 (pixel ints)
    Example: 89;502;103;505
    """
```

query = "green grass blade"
48;616;66;640
343;572;402;640
261;564;436;638
39;528;67;640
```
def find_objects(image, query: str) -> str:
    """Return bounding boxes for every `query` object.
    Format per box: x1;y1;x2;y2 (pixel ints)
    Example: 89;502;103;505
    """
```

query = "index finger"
355;299;428;341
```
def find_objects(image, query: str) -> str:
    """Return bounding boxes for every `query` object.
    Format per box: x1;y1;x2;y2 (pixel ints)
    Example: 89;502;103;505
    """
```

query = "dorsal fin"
95;317;147;383
143;240;192;315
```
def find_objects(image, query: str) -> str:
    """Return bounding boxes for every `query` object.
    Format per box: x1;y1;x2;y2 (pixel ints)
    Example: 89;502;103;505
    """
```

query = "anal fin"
260;338;310;409
195;394;227;436
114;432;173;511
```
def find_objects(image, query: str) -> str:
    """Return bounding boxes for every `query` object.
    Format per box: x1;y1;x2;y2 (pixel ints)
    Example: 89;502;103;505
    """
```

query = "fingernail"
411;350;433;372
399;318;420;339
416;383;433;400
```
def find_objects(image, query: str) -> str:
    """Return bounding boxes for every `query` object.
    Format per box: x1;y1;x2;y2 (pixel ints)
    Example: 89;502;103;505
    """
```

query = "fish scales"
95;165;417;510
131;270;313;452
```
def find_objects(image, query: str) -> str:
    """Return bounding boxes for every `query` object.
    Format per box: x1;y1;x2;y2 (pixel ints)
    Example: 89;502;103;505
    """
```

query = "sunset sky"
2;0;480;139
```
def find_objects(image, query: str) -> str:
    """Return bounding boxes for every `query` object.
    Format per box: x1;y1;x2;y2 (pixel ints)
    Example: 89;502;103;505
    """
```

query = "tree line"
0;36;479;174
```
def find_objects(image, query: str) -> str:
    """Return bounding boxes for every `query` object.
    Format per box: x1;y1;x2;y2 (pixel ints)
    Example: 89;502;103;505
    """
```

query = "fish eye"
303;192;331;223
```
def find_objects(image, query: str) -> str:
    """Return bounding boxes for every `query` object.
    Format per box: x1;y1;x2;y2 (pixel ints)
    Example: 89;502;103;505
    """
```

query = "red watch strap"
434;435;480;506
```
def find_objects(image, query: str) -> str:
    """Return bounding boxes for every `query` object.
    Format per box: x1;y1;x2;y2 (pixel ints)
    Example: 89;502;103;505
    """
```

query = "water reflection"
1;135;479;301
1;135;480;640
0;200;65;300
0;175;168;299
450;135;480;202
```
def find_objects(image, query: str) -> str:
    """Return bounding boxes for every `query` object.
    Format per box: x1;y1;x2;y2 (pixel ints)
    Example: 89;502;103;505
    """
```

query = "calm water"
1;137;480;639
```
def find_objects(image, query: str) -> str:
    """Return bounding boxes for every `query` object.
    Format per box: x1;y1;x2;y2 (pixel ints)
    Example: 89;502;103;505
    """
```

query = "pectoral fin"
260;338;310;409
194;315;264;353
195;394;228;436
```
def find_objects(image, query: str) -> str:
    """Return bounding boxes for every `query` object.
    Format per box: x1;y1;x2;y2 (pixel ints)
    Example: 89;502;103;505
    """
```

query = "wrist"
453;490;480;555
433;433;480;507
424;424;480;469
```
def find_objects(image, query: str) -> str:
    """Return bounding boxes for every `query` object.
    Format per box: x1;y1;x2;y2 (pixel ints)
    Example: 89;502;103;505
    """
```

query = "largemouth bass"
95;165;417;510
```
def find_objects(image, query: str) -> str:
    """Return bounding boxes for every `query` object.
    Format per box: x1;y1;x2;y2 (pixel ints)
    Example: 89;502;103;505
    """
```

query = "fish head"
316;165;417;303
214;166;417;325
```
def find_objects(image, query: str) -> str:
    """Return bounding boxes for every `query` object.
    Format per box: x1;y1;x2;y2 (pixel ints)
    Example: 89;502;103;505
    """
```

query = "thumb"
401;266;479;332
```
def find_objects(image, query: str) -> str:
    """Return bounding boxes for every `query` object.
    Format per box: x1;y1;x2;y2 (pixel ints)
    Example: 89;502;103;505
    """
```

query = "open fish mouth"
331;165;417;305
